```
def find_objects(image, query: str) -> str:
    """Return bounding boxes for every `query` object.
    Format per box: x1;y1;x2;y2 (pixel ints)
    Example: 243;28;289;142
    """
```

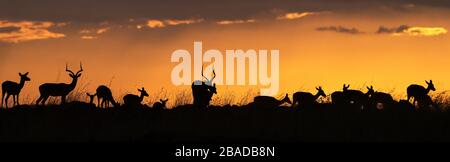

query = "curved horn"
210;66;216;83
76;62;83;75
201;65;210;83
65;63;75;75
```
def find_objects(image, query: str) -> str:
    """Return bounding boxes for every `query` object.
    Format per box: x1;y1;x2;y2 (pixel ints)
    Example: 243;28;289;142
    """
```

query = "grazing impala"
123;87;149;106
192;67;217;108
36;63;83;105
292;87;326;108
153;99;168;110
96;85;119;108
253;94;292;108
407;80;435;106
366;86;395;110
1;72;31;108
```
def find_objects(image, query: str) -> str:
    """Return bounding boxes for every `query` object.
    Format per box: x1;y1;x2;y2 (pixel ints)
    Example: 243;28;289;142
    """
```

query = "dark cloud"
0;26;20;33
376;25;410;34
1;0;449;23
316;26;363;34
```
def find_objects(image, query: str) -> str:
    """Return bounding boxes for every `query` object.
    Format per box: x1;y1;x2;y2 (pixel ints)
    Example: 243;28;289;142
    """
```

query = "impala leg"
12;95;16;106
16;95;20;106
42;96;49;105
97;98;101;108
5;94;10;108
61;96;66;104
101;99;106;108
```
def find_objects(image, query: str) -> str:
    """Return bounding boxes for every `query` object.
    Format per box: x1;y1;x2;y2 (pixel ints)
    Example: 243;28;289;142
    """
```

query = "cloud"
145;19;203;28
377;25;447;36
277;12;322;20
216;19;256;25
96;27;109;34
81;35;97;40
316;26;363;34
0;20;65;43
147;20;165;28
165;19;204;25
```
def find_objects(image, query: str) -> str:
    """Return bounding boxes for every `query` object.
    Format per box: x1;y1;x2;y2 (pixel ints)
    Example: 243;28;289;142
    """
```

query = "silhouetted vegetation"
1;65;449;142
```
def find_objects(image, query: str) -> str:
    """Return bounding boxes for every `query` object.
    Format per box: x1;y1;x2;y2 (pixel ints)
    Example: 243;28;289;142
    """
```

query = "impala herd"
0;63;439;111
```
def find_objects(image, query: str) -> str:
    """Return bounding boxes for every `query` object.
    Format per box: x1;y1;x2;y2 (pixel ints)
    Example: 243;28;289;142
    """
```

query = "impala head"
19;72;31;82
425;80;436;91
366;86;375;95
282;93;292;104
86;93;95;103
316;86;326;97
160;99;169;105
202;66;216;86
66;62;83;79
343;84;350;91
202;66;217;94
138;87;149;97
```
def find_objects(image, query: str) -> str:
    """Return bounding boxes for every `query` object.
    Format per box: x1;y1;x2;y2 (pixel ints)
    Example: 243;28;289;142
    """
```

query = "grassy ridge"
1;103;450;142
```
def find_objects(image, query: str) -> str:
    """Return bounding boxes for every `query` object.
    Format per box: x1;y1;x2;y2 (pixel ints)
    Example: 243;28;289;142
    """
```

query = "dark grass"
1;103;450;142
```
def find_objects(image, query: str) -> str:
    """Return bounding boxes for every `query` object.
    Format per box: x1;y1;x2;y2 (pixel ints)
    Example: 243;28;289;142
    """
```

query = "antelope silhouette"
416;95;436;110
331;85;346;106
96;85;119;108
342;84;371;110
87;93;96;105
123;87;149;106
253;94;292;108
292;87;326;108
153;99;168;110
191;67;217;108
1;72;31;108
407;80;435;106
366;86;395;110
36;63;83;105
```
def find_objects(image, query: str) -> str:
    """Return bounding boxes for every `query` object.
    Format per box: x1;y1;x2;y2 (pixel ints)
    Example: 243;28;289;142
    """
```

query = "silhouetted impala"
253;93;292;108
407;80;435;106
123;87;149;106
366;86;394;110
331;84;347;106
96;85;119;108
153;99;168;110
36;63;83;105
1;72;31;108
87;93;96;105
192;67;217;108
340;84;371;110
292;87;326;108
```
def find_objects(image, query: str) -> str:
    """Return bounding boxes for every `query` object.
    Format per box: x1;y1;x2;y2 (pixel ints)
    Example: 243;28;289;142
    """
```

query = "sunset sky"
1;0;449;105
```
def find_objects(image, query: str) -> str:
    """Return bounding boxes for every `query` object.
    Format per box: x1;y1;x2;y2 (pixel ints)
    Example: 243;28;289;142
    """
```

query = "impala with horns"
36;63;83;105
191;66;217;108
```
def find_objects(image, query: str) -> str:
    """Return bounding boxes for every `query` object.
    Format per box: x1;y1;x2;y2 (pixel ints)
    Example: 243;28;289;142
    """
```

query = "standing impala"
1;72;31;108
36;63;83;105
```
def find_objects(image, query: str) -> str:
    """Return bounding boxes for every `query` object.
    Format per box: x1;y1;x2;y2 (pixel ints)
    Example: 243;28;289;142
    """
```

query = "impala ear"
25;72;29;75
19;72;22;76
77;73;82;77
425;80;429;84
430;80;433;83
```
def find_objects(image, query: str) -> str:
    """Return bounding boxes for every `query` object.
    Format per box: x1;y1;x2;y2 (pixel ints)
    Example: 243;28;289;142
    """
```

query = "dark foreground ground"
1;103;450;142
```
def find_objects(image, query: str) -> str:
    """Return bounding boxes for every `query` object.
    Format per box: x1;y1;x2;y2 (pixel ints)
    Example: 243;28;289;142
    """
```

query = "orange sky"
1;2;449;106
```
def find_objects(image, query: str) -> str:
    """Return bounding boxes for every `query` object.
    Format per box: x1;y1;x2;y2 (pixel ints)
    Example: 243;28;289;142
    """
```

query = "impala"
1;72;31;108
123;87;149;106
407;80;435;106
36;63;83;105
191;67;217;108
96;85;119;108
292;87;326;108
